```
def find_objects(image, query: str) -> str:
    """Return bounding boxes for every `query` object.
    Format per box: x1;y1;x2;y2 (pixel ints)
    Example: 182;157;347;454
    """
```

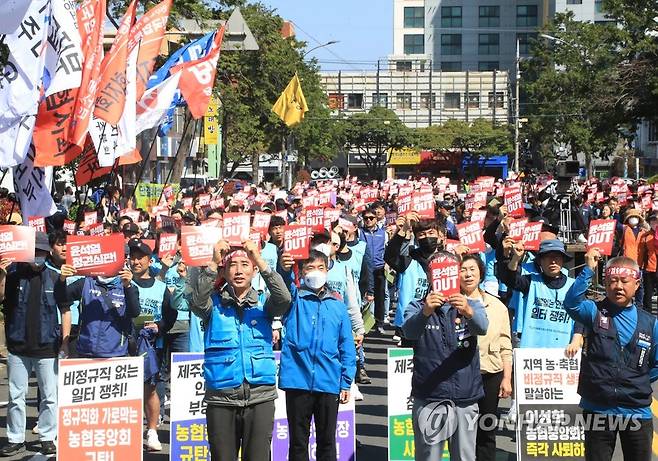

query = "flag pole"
156;114;197;206
73;124;108;232
129;128;165;204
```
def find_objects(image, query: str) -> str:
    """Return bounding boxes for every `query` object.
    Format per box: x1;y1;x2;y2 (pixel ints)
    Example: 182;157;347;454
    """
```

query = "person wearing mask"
402;252;489;461
459;254;512;461
617;208;648;304
563;249;658;461
385;213;446;345
278;250;357;461
127;239;178;452
0;233;62;457
359;207;388;334
61;186;75;212
188;239;292;461
638;213;658;314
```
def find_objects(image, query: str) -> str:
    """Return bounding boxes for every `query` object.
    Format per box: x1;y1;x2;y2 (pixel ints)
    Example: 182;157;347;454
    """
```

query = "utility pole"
514;38;521;174
428;59;433;126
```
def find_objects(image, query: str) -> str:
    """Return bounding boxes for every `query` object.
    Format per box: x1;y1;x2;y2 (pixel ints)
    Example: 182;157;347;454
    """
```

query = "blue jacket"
402;297;489;404
279;281;356;394
359;226;386;269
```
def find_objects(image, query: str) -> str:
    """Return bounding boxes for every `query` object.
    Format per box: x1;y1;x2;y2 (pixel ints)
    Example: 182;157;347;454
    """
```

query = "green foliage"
417;119;512;157
336;106;414;179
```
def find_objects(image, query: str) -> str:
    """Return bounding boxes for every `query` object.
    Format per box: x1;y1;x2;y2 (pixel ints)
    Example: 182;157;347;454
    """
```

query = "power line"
290;20;362;72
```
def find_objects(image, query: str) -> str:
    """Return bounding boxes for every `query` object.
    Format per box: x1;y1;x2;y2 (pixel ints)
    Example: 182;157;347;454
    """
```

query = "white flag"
135;71;181;135
0;0;50;126
88;117;120;168
0;0;33;34
0;115;36;167
116;46;139;159
13;143;57;221
43;0;83;97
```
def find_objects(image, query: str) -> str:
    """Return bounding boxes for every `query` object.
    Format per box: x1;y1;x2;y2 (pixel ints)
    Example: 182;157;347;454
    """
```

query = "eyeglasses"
364;216;376;221
332;241;340;246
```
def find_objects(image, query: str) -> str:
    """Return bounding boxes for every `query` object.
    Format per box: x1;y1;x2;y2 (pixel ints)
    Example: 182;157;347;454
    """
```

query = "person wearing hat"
122;222;141;242
127;238;178;452
500;239;579;349
617;208;647;263
563;248;658;461
0;232;67;456
437;201;458;239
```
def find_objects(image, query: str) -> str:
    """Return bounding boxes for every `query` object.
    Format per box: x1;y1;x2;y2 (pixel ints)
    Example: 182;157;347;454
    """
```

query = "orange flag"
171;27;225;119
93;0;138;125
33;0;106;162
119;148;141;166
75;136;117;187
127;0;173;100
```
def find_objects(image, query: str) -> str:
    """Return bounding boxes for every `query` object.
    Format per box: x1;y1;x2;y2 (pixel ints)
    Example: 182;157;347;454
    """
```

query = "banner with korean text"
57;357;143;461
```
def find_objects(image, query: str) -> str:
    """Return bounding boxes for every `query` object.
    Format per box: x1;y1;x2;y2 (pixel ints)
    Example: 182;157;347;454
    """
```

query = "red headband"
222;250;250;266
605;266;640;280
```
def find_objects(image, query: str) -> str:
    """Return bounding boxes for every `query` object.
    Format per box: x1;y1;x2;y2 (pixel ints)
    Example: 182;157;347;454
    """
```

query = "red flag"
75;137;117;187
127;0;173;100
93;0;138;124
172;27;225;118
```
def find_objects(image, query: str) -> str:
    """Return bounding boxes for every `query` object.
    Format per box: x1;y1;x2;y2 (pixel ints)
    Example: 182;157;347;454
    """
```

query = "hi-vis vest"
395;259;429;328
252;243;279;292
204;292;276;390
518;273;575;348
134;279;167;322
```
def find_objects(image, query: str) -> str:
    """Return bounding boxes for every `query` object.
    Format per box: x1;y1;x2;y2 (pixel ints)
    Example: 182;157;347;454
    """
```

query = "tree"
337;106;414;180
523;12;629;176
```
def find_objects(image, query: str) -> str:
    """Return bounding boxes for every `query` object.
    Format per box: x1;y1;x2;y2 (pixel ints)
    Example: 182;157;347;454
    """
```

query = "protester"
564;248;658;461
360;207;388;334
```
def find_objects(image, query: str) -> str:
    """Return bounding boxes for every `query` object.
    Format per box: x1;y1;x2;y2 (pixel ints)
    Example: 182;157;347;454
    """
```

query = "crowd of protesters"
0;172;656;461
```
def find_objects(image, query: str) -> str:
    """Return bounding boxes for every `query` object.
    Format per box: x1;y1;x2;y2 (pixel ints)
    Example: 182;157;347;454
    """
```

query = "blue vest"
344;242;366;305
77;278;132;358
327;259;348;301
203;292;276;390
252;243;279;292
134;279;167;322
412;305;484;404
579;303;656;408
519;273;575;348
189;313;204;353
6;266;61;345
47;262;83;326
395;260;429;328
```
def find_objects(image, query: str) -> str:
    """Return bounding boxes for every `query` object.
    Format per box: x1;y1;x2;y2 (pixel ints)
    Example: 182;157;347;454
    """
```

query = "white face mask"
628;217;640;227
97;276;118;284
304;270;327;290
313;243;331;258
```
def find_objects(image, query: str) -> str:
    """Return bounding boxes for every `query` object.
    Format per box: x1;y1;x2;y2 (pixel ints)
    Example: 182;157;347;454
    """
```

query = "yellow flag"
272;73;309;127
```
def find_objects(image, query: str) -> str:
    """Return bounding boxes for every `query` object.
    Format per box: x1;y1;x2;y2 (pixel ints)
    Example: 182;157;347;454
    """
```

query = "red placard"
63;220;76;235
197;194;211;207
182;197;193;210
84;211;97;228
470;210;487;228
119;209;140;222
248;231;262;246
316;191;334;208
338;217;357;233
397;194;413;215
302;196;316;208
283;225;311;260
0;226;36;262
586;219;616;256
66;234;125;276
522;222;542;251
88;223;105;236
28;216;46;233
504;187;524;218
508;218;528;242
445;239;462;254
465;191;488;212
323;208;342;229
412;192;435;219
180;226;222;266
221;213;250;246
303;207;325;233
158;233;178;258
158;215;177;230
274;210;288;223
162;185;175;203
429;257;460;297
457;222;485;253
252;212;271;240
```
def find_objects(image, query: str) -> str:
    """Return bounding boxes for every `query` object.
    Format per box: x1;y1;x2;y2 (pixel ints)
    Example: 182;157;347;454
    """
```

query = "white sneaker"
352;383;364;401
392;334;401;342
144;429;162;451
32;424;39;434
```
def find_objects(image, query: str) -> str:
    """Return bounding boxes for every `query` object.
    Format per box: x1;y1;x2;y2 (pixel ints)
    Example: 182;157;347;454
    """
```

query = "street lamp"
302;40;340;58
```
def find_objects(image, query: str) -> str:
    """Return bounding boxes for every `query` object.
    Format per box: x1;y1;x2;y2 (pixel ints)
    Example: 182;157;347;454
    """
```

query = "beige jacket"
477;292;513;375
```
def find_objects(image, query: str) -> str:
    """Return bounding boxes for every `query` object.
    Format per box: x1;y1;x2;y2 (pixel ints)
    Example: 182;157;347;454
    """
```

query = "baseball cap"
35;232;50;252
128;238;152;256
122;222;140;235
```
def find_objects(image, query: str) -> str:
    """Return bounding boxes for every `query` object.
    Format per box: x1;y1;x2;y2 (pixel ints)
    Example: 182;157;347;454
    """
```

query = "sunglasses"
364;216;376;220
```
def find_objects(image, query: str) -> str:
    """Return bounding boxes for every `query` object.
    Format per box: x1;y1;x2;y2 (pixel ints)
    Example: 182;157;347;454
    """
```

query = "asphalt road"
0;325;650;460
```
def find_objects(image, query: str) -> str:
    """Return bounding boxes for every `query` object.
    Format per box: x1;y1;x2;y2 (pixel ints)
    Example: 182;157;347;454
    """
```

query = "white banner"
13;142;57;220
43;0;83;97
115;46;138;160
0;1;33;34
135;71;181;135
0;114;35;167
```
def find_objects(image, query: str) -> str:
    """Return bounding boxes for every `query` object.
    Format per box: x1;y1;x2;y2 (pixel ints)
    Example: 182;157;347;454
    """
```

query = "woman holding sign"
459;254;513;461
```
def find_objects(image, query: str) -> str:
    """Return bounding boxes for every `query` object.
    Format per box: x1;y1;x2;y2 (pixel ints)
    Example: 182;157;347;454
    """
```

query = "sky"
261;0;393;72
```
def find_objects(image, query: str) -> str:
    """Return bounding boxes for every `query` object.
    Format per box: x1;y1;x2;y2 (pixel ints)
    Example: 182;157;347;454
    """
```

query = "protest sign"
0;225;35;262
515;349;584;460
457;222;485;253
158;233;178;258
338;217;357;233
84;211;97;227
523;222;543;251
283;225;311;260
58;357;143;461
180;226;222;266
27;216;46;233
221;213;250;246
397;194;413;215
388;348;449;460
64;220;76;235
88;223;105;236
505;187;525;218
170;353;208;461
470;209;487;228
66;234;125;276
429;257;460;297
586;219;616;256
197;194;210;207
508;218;529;241
303;207;325;233
445;239;462;254
412;191;435;219
252;212;271;240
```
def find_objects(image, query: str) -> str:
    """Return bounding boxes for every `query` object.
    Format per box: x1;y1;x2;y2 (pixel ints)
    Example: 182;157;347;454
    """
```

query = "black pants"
286;390;339;461
642;271;656;314
476;371;503;461
373;267;386;326
206;400;275;461
583;411;653;461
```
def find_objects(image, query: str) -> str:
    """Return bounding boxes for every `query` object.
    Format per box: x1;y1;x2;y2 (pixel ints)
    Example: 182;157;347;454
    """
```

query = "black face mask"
417;237;439;255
